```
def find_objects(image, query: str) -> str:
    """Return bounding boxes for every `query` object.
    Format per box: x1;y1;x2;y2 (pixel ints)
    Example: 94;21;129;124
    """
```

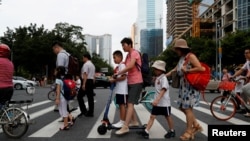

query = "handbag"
184;53;211;91
171;70;180;88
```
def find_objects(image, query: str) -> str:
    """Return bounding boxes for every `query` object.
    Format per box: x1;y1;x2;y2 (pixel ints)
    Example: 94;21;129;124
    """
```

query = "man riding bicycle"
232;48;250;116
0;44;14;108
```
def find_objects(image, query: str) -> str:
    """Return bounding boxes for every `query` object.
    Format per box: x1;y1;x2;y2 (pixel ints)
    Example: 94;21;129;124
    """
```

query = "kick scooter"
97;83;146;135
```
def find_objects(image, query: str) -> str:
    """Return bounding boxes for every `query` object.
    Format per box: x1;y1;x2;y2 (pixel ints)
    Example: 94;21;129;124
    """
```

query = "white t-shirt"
114;63;128;95
75;79;81;89
242;60;250;71
154;74;170;107
235;75;245;93
55;78;65;100
81;60;95;79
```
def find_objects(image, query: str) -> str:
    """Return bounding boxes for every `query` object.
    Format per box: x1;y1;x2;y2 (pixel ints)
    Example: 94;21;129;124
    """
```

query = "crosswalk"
0;99;249;140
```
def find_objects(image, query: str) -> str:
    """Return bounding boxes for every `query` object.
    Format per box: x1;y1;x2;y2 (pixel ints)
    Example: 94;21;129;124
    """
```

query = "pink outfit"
0;58;14;88
125;49;143;84
222;73;231;81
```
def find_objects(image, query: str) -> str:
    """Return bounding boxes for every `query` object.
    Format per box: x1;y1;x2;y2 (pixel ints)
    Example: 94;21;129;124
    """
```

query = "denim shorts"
127;83;143;104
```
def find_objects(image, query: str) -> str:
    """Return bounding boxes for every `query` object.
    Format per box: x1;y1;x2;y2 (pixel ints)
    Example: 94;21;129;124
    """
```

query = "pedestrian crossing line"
28;101;95;138
29;108;81;138
134;104;167;139
24;100;51;109
199;101;250;125
29;106;54;120
171;106;208;136
87;101;116;138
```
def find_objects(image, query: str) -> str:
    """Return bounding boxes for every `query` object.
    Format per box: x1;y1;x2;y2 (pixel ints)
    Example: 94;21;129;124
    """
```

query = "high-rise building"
166;0;192;39
199;0;215;15
140;29;163;59
136;0;163;58
237;0;250;31
84;34;112;65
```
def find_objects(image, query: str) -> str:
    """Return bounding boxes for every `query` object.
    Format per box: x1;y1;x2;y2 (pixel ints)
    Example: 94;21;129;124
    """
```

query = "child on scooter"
109;50;128;128
138;60;175;139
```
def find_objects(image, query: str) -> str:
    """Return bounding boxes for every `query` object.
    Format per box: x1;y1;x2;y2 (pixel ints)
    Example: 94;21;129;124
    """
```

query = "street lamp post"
11;39;15;62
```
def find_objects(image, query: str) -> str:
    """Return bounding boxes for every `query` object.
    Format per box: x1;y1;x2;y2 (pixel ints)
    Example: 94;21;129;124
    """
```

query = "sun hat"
173;38;190;49
152;60;166;72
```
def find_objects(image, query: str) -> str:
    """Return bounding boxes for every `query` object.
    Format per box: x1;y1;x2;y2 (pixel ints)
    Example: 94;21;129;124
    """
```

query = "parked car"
94;76;111;89
12;79;31;90
206;78;221;93
13;76;38;86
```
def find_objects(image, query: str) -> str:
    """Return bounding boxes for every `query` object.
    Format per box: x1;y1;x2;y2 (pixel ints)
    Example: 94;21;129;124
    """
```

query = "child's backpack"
62;78;77;101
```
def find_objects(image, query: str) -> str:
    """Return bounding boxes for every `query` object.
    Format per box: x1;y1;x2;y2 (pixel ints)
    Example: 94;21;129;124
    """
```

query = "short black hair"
55;66;65;79
120;37;133;46
51;41;63;48
113;50;123;58
83;53;91;60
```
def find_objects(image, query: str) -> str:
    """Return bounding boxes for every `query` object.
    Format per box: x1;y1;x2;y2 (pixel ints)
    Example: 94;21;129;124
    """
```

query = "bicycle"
0;87;34;138
210;77;250;121
48;83;56;101
113;89;155;111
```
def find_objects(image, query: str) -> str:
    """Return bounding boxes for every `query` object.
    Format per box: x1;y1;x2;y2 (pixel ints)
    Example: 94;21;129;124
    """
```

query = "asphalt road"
0;85;249;141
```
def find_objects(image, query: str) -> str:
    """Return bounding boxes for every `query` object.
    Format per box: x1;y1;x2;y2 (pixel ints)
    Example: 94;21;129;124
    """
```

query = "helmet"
0;44;11;58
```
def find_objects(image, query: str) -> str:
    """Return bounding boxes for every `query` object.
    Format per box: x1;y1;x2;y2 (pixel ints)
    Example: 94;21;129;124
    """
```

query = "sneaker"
115;125;129;135
164;130;175;138
129;121;139;127
112;120;124;128
137;130;149;139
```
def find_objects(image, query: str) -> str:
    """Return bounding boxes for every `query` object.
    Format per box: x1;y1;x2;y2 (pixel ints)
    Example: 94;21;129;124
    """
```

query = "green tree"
0;22;113;80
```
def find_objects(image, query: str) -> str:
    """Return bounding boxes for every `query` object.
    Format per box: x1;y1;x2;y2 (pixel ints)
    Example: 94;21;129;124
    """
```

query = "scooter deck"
108;124;147;130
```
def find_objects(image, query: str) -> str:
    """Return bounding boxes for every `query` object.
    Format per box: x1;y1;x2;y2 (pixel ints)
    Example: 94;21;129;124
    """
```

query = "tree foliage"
0;22;113;79
154;30;250;72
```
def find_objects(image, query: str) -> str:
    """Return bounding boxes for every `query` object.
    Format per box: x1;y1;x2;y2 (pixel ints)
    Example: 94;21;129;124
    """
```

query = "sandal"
70;117;76;126
59;125;70;131
192;124;203;135
180;131;194;141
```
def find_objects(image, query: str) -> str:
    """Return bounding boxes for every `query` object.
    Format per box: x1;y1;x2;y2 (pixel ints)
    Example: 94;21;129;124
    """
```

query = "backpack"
63;52;80;76
184;53;211;103
61;78;77;100
134;51;152;87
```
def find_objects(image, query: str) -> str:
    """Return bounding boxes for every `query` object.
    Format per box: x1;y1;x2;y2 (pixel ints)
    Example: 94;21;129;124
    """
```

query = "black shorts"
115;94;128;105
151;106;171;116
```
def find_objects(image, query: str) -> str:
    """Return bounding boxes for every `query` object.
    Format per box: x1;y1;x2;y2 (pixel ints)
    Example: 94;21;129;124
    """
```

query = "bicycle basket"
218;81;236;91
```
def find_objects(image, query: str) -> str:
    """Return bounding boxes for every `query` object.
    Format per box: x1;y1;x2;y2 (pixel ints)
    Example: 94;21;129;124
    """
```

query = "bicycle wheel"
210;96;237;121
1;107;29;138
48;91;56;101
143;91;155;111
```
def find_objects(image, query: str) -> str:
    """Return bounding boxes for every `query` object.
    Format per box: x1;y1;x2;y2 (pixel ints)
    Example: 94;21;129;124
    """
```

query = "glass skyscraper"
238;0;250;30
136;0;163;58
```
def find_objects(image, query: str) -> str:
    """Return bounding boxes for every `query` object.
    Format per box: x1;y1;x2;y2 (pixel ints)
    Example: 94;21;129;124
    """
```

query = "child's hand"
152;99;159;106
109;78;115;83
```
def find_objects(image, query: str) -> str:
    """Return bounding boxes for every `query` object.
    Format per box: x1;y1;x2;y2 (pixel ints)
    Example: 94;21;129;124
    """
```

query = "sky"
0;0;166;65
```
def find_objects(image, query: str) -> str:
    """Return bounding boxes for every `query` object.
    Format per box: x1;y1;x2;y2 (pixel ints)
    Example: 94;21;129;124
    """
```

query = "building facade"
237;0;250;30
166;0;192;39
84;34;112;65
140;29;163;59
135;0;163;58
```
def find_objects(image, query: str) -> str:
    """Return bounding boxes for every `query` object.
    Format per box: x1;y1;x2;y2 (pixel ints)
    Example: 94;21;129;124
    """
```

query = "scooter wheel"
97;124;107;135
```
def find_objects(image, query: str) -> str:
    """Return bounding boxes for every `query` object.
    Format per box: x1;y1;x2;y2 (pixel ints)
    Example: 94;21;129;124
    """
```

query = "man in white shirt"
77;53;96;117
